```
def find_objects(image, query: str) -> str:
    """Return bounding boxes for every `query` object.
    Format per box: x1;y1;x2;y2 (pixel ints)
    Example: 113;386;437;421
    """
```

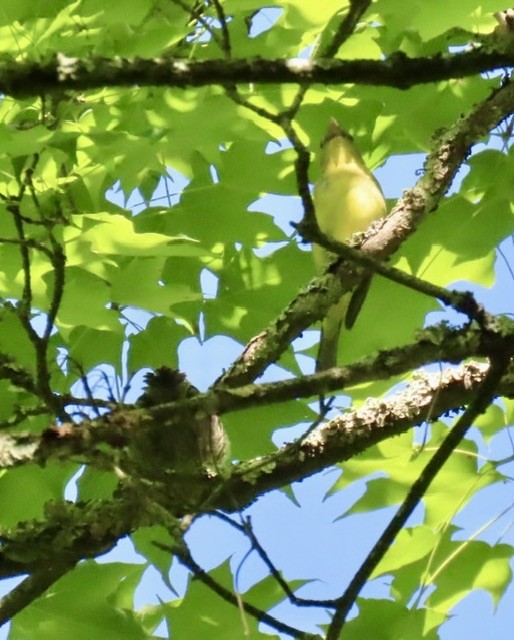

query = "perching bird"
136;367;229;478
313;118;387;371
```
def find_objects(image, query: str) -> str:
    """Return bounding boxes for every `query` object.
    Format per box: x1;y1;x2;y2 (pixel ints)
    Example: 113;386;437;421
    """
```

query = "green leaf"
77;213;210;258
0;463;77;528
165;561;297;639
76;468;119;501
473;403;506;444
224;398;312;460
131;526;175;588
63;326;123;373
331;423;503;528
399;192;514;288
57;268;118;334
205;242;311;343
426;537;513;612
9;561;151;640
372;526;437;597
127;316;191;373
0;306;37;375
341;598;446;640
111;257;203;314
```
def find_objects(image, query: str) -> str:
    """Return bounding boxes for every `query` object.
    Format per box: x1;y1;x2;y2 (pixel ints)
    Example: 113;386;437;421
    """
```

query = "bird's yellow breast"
314;166;385;239
313;160;385;273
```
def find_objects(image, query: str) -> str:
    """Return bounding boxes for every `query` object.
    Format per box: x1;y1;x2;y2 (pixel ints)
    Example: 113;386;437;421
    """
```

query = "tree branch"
0;563;72;627
319;0;373;59
0;360;512;594
3;318;514;473
2;48;514;96
209;361;514;512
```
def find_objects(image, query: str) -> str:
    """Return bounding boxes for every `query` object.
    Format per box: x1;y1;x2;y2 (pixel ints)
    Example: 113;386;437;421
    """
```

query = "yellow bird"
313;118;386;372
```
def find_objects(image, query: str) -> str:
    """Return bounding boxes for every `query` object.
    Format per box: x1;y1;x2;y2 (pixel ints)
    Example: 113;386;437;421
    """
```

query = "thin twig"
0;236;52;257
8;155;39;328
0;405;51;429
241;516;337;608
170;0;225;50
170;541;312;638
42;224;66;342
20;153;68;420
0;353;38;395
320;0;372;58
209;0;231;57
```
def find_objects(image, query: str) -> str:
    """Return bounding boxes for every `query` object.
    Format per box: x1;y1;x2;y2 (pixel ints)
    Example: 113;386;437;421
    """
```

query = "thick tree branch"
1;48;514;96
361;79;514;259
302;230;485;325
211;361;512;512
0;486;157;612
2;317;514;473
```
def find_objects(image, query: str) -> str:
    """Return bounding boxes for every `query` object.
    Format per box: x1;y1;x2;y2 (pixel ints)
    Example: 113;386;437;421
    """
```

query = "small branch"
170;0;225;51
225;85;281;122
42;227;65;342
0;236;52;258
305;226;485;325
325;354;511;639
281;119;314;225
0;563;73;626
283;0;372;121
7;156;39;327
60;394;116;410
320;0;372;58
18;156;68;420
4;154;67;419
0;353;38;396
214;512;337;608
220;0;283;127
0;405;50;430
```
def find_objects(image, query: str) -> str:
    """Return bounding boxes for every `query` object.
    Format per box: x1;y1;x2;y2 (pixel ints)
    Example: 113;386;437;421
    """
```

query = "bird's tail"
315;295;348;372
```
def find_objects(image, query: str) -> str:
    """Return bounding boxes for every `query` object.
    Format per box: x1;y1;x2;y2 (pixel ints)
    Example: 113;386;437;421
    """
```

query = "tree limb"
1;48;514;96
